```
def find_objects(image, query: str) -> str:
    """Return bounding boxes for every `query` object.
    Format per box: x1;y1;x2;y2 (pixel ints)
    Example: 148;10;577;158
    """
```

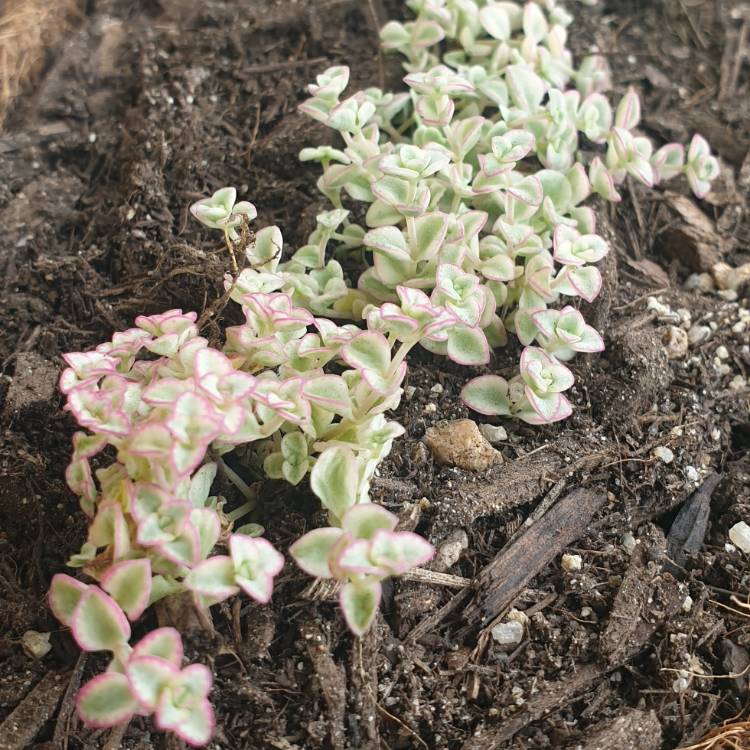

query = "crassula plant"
53;216;437;743
52;0;719;745
287;0;718;423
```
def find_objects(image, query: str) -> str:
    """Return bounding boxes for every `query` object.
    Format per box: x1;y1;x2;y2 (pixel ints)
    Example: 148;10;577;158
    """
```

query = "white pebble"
478;423;508;443
22;630;51;660
687;324;711;346
729;522;750;554
430;383;444;394
653;446;674;464
491;620;524;646
715;345;730;360
424;403;437;414
621;532;637;555
730;375;747;391
404;386;416;400
561;553;583;572
685;466;699;482
672;675;690;693
682;595;693;613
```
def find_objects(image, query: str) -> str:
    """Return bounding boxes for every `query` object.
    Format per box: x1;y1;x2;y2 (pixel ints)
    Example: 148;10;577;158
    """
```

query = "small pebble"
672;675;690;693
653;446;674;464
729;375;746;391
478;423;508;443
434;529;469;571
430;383;444;394
424;403;437;414
22;630;52;660
682;595;693;613
662;326;688;359
729;522;750;554
685;466;699;482
404;386;416;400
621;532;637;555
732;321;746;334
561;553;582;572
507;608;529;626
715;345;730;360
687;324;711;346
684;272;714;293
491;620;524;646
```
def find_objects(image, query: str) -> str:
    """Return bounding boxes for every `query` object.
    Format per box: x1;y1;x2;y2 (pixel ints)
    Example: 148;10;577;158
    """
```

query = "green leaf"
188;462;217;508
479;4;511;40
506;65;546;112
77;673;137;728
72;588;131;652
409;212;448;261
100;559;152;620
340;581;381;636
341;504;397;540
446;326;490;366
310;447;358;521
461;375;512;416
342;331;391;376
49;574;88;626
364;226;410;262
289;527;344;578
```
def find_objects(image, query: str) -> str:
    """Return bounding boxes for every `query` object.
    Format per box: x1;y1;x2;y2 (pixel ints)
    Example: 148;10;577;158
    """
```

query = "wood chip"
464;488;607;627
601;525;683;664
460;663;605;750
0;672;68;750
666;473;721;568
567;709;662;750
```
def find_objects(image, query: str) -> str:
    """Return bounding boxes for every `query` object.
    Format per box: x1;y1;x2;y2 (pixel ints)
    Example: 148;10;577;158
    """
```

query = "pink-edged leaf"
341;504;398;539
302;375;352;416
184;556;238;601
126;655;179;711
71;587;131;652
370;530;435;574
77;672;138;728
310;446;358;521
446;325;490;366
524;389;573;424
461;375;511;417
159;521;201;567
335;539;381;576
575;326;605;353
49;574;89;627
568;266;603;303
100;559;152;621
341;331;391;376
340;580;381;636
158;696;215;747
289;528;345;578
230;536;284;604
132;627;183;666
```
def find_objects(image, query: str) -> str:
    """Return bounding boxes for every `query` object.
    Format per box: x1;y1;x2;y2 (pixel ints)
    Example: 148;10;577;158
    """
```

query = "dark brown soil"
0;1;749;748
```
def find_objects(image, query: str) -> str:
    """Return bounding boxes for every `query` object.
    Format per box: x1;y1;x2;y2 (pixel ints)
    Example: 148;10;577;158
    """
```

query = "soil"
0;0;748;748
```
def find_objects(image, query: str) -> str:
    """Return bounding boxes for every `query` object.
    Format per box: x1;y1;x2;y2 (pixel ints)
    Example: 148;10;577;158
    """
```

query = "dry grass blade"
679;721;750;750
0;0;79;128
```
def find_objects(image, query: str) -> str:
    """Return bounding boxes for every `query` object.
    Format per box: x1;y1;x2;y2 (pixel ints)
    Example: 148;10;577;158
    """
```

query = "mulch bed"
0;0;749;748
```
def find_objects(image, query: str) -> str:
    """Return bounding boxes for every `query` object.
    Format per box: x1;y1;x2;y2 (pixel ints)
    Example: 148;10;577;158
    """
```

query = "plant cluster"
51;0;719;744
288;0;717;420
52;233;439;743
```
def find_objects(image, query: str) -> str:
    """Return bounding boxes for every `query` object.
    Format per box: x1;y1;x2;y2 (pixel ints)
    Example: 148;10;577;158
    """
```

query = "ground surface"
0;0;749;748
